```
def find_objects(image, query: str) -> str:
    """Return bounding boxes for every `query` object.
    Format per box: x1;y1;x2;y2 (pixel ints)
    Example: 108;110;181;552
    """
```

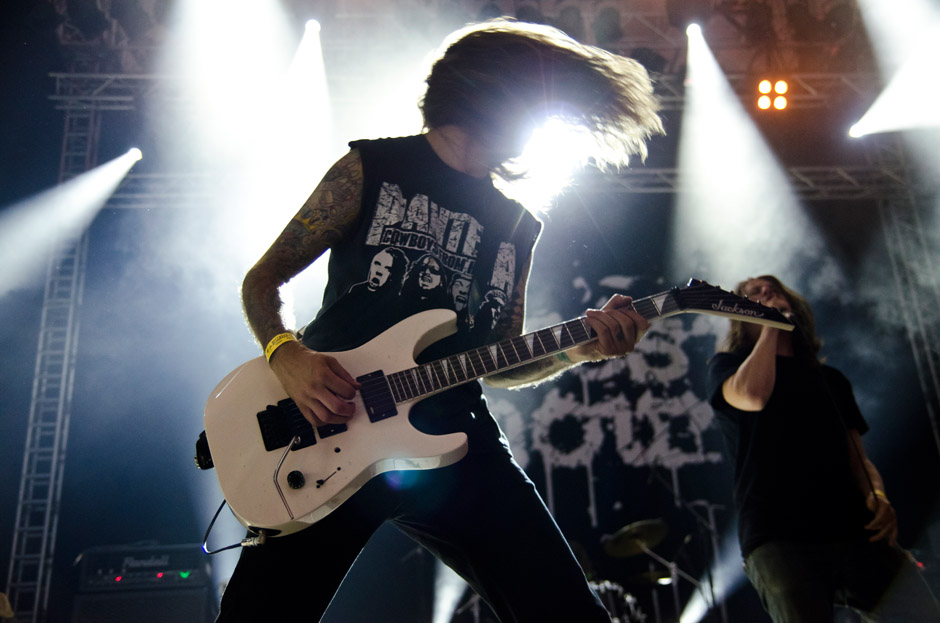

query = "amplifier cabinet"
71;543;217;623
71;586;216;623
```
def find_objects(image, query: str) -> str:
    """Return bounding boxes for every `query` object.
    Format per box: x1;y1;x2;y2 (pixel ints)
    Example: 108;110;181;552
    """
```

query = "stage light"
305;19;320;33
128;147;143;161
686;23;702;37
502;118;593;212
756;79;789;110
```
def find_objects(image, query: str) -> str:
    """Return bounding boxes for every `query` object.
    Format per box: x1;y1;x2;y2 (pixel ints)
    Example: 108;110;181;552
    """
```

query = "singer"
705;275;939;623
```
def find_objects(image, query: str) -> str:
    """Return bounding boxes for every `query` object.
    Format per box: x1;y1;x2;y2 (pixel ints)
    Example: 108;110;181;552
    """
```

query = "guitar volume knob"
287;470;306;489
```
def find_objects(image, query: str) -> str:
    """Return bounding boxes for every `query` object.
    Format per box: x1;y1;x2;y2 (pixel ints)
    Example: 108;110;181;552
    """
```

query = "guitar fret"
448;355;467;382
632;298;658;320
520;334;538;359
504;340;522;366
557;323;575;349
416;365;433;394
391;372;406;401
413;368;426;394
429;361;448;389
478;346;496;373
509;335;531;362
411;367;425;394
402;369;419;398
434;359;451;387
466;350;484;377
535;328;558;354
388;372;404;402
566;319;588;344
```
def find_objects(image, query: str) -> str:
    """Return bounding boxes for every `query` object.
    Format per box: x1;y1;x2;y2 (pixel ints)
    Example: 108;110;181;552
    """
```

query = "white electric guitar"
203;279;791;536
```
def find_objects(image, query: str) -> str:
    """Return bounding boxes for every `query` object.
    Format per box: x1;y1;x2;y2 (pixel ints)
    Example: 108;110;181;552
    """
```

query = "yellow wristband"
264;332;297;362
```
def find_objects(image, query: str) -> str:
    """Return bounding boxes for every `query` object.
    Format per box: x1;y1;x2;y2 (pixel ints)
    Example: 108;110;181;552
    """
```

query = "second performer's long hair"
722;275;823;362
420;19;664;175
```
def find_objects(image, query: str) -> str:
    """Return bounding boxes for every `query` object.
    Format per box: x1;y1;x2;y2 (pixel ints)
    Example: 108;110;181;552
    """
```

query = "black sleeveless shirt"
301;135;541;448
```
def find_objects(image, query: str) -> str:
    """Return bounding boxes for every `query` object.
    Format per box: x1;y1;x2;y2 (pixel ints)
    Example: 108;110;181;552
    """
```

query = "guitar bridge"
256;399;317;452
257;400;351;452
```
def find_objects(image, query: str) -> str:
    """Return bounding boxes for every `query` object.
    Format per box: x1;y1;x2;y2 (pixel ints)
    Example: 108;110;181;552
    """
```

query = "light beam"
0;148;141;297
669;23;845;299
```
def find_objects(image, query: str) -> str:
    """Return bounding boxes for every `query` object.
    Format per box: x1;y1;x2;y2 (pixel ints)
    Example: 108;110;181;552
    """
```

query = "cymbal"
602;518;668;557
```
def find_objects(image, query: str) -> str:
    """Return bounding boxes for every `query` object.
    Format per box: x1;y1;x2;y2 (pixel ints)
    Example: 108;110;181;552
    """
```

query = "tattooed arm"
242;149;364;426
484;255;649;390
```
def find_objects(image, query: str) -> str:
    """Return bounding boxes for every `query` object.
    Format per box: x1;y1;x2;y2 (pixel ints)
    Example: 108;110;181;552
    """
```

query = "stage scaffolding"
5;12;939;623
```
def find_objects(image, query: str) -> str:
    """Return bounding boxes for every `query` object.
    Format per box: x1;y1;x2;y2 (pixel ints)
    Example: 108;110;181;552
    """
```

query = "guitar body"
204;309;468;536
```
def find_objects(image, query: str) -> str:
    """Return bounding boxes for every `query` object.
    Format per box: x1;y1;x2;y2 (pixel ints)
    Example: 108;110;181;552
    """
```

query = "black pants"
217;449;610;622
744;539;940;623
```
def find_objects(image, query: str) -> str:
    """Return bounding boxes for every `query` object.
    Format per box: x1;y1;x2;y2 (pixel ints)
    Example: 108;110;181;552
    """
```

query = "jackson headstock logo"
712;299;765;317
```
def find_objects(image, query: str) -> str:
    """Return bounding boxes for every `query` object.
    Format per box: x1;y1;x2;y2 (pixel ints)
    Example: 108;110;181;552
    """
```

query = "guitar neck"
383;288;680;405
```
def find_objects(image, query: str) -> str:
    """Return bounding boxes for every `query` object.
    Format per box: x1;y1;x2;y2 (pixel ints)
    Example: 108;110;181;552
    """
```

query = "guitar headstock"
676;278;794;330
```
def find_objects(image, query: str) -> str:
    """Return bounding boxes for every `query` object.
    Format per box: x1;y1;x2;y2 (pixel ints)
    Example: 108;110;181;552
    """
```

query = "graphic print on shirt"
359;182;516;334
347;247;408;300
472;242;516;333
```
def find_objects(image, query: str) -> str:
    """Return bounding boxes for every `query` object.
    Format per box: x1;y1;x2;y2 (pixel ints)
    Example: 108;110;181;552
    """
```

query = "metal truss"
869;136;940;459
579;163;913;201
6;100;100;623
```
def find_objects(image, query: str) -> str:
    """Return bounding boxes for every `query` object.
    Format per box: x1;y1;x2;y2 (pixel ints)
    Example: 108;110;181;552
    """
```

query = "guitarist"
218;18;664;623
706;275;939;622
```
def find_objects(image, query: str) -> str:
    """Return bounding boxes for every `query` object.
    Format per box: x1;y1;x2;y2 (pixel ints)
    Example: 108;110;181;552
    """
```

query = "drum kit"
591;518;702;623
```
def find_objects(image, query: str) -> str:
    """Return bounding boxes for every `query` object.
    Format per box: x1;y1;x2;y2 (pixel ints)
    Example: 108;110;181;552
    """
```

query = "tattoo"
295;150;364;242
242;150;364;346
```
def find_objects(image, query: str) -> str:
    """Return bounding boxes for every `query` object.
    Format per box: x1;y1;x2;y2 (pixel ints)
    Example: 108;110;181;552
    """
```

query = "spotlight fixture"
757;78;788;110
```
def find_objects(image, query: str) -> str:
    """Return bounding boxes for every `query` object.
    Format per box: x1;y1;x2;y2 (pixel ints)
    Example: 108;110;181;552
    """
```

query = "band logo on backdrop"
488;275;724;527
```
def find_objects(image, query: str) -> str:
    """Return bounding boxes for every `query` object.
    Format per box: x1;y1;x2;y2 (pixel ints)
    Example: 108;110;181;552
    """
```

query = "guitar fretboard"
384;288;680;404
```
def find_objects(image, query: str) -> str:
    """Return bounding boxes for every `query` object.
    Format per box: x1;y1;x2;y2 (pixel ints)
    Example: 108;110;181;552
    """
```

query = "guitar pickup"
357;370;398;423
256;399;317;452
